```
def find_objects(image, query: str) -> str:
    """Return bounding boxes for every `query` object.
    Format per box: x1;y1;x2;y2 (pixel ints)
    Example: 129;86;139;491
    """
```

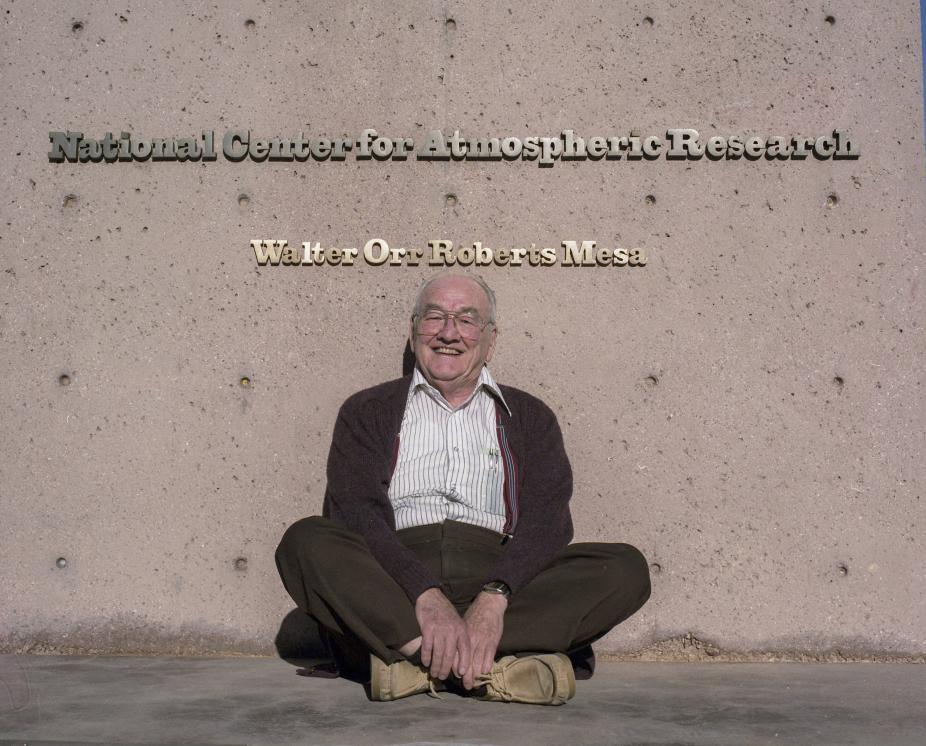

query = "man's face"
410;276;497;399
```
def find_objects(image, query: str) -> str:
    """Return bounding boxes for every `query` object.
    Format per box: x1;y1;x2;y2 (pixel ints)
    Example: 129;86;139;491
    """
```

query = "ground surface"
0;655;924;746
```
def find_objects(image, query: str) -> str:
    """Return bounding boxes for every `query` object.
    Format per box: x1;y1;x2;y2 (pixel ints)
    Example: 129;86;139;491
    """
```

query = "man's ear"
485;326;498;364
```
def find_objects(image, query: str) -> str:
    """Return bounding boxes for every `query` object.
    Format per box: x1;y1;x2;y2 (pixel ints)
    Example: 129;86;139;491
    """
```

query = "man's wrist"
476;590;509;612
416;586;447;605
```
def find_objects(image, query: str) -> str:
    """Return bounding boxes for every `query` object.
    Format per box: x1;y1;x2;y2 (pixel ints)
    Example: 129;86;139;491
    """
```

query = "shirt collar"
410;366;511;415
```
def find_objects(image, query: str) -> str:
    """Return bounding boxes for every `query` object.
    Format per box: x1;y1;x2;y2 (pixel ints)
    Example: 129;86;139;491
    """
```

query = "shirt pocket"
480;438;506;515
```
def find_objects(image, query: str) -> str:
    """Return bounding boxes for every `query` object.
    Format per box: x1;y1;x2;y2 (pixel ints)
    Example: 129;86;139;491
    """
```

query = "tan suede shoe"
369;654;442;701
475;653;576;705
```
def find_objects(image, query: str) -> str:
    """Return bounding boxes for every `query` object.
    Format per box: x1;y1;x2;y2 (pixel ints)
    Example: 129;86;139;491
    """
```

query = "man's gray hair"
412;273;497;324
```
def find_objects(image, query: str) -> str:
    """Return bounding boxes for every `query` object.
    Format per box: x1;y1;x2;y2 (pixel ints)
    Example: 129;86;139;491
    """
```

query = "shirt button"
453;446;459;451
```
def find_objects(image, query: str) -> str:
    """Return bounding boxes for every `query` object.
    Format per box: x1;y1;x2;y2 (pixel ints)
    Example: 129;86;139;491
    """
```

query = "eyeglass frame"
411;307;496;340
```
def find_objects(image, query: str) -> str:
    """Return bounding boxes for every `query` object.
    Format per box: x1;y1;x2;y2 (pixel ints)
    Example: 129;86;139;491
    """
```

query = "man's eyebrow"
421;303;481;315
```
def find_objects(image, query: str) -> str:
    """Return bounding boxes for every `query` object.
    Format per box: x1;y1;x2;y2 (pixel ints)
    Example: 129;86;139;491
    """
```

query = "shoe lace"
426;677;444;700
474;671;508;699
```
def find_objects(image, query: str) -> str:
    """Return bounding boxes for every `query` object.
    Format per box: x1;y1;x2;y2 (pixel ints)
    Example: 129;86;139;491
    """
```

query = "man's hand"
415;587;471;681
462;591;508;689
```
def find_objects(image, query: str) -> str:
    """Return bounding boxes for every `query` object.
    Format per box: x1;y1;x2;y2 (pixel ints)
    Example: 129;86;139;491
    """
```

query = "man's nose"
437;315;460;340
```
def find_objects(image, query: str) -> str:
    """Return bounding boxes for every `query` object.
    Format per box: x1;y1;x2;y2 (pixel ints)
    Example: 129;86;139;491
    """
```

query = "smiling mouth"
433;347;462;355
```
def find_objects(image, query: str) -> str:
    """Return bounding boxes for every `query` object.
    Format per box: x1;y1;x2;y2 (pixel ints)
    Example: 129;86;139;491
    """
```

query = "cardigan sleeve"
323;392;443;603
484;394;574;594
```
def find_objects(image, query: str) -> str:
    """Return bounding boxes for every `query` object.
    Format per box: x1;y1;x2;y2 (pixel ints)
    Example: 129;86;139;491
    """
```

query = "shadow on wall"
402;340;414;376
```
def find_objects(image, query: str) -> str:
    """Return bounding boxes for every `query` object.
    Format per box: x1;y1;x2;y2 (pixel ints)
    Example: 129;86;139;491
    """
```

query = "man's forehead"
421;301;480;315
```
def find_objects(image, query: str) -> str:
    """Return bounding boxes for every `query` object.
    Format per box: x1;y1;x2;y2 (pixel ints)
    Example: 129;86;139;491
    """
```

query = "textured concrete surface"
2;655;926;746
1;1;924;658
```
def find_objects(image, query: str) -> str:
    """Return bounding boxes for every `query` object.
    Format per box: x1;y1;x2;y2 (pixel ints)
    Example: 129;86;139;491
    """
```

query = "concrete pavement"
1;655;924;745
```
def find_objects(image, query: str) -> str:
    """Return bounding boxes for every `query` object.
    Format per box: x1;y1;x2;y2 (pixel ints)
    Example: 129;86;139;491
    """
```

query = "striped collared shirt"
388;366;514;534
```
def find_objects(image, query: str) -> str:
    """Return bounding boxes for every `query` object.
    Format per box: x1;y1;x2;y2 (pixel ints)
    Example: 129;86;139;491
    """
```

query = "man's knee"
607;543;651;609
275;515;339;565
586;542;652;605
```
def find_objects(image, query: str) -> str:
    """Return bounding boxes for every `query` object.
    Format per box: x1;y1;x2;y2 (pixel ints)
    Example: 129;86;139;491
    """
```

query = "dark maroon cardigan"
322;373;574;601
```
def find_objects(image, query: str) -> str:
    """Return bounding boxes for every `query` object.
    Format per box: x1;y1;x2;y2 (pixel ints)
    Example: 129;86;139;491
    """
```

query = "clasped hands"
414;586;508;690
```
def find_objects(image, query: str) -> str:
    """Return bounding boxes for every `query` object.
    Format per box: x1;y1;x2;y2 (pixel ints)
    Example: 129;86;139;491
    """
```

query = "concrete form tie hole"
825;15;836;25
240;376;251;388
56;557;68;568
58;373;72;386
445;18;457;31
445;193;458;208
237;193;250;207
645;374;659;386
71;20;84;33
826;193;838;208
837;564;848;576
63;194;78;208
234;557;248;571
645;194;656;205
833;375;844;388
650;562;662;574
643;16;654;26
244;19;256;30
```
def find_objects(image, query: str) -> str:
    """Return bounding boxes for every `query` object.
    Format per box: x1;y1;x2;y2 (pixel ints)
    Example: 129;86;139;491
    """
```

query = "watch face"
484;581;511;596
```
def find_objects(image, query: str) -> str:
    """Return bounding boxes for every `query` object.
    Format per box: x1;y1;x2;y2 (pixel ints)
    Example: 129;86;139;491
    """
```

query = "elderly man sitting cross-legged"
275;273;651;704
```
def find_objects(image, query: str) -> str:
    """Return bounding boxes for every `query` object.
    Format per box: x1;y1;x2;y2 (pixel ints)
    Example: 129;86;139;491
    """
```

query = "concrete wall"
1;1;923;659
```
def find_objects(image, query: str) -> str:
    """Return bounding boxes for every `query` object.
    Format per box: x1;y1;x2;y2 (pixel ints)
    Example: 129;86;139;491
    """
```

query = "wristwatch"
481;580;511;598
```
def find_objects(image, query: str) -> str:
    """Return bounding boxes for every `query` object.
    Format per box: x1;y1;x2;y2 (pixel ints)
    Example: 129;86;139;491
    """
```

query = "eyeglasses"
413;310;494;340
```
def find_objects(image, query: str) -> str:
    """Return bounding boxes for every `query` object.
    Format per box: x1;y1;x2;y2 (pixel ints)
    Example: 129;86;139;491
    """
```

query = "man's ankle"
397;636;422;657
403;649;424;668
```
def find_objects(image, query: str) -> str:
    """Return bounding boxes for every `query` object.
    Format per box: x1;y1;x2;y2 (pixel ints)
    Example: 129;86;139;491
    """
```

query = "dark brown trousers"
275;516;650;670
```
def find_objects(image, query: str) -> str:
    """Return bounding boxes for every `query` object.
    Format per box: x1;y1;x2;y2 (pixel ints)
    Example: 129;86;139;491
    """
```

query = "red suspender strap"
495;402;519;537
